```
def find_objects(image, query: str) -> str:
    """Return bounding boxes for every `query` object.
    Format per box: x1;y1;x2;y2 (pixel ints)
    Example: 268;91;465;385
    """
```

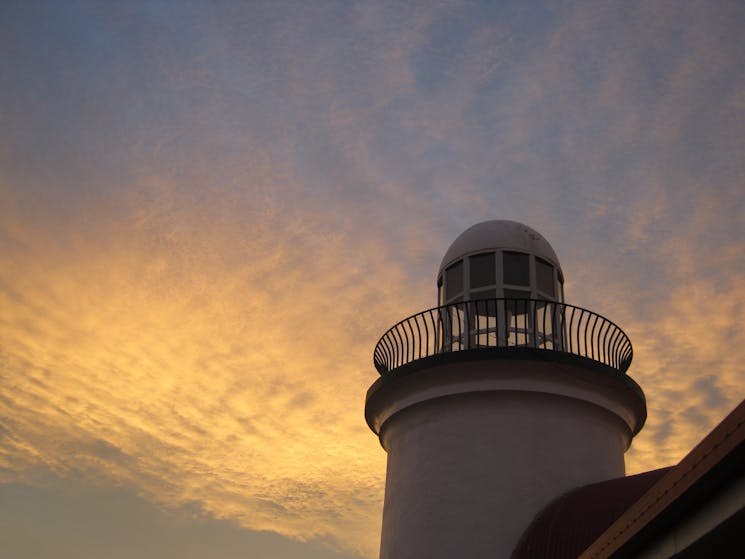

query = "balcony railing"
373;298;633;376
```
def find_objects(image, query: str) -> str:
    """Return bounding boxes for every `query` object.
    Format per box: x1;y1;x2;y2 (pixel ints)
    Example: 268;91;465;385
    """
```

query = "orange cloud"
0;180;396;557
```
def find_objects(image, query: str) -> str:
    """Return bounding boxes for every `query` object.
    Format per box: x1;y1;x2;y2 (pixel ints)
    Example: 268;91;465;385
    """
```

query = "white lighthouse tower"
365;220;646;558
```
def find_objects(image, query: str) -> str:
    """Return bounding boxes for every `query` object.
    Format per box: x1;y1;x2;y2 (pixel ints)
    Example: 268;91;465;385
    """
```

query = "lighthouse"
365;220;647;558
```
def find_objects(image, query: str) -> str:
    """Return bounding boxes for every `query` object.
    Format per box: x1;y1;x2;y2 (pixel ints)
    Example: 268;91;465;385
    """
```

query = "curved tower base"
365;358;646;559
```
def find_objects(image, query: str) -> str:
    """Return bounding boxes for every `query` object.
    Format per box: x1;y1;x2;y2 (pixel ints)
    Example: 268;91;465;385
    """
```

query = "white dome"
439;220;562;276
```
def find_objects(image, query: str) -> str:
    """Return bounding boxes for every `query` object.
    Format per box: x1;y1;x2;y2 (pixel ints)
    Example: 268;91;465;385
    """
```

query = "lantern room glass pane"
471;288;496;301
469;252;496;288
504;288;530;300
445;260;463;300
504;289;531;346
469;297;498;348
536;258;555;297
503;251;529;286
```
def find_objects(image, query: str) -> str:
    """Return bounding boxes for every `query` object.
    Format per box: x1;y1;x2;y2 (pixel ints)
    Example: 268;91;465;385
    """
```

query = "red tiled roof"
579;398;745;558
513;398;745;559
511;468;671;559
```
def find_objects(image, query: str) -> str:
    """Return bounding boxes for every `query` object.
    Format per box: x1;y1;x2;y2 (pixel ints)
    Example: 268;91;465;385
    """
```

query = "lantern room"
437;220;564;305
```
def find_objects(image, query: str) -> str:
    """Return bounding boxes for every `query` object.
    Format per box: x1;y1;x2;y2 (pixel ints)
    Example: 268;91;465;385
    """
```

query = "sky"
1;1;744;557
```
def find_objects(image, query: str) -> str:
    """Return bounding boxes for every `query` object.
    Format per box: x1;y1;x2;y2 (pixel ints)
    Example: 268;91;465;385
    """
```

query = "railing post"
463;300;471;350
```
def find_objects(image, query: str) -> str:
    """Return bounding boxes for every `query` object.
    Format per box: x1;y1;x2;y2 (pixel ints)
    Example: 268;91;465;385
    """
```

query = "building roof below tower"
513;398;745;559
512;468;672;559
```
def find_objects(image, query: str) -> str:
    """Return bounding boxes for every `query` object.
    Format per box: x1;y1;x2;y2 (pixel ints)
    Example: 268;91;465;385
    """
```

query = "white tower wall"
366;360;646;559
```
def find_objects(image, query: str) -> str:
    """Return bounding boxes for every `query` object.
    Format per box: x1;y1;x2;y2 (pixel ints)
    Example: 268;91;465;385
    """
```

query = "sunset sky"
1;1;744;558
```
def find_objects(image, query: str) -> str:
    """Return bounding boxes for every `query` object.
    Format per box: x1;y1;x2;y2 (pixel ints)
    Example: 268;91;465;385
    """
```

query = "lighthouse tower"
365;220;646;558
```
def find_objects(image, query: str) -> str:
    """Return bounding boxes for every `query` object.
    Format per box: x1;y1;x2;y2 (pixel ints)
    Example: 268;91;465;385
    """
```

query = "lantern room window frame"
438;250;564;306
437;250;565;351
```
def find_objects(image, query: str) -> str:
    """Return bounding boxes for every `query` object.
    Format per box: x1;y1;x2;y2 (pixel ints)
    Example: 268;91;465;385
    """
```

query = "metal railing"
373;298;633;375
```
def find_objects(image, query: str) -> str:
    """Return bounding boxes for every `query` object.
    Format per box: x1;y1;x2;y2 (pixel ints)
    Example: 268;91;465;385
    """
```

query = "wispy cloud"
1;1;744;557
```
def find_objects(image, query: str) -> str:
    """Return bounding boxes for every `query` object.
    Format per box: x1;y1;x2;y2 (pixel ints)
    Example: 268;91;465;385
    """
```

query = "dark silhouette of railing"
373;298;633;375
